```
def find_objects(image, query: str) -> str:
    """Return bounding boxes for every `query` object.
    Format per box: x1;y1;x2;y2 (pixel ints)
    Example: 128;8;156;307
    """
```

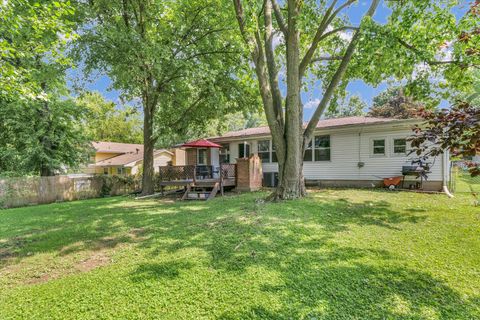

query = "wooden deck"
157;164;236;200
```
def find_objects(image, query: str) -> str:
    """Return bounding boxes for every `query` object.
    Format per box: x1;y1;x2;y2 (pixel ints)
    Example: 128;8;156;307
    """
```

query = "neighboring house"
83;141;185;176
205;116;450;191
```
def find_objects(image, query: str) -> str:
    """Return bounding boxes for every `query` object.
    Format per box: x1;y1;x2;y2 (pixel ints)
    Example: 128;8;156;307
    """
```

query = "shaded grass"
0;189;479;319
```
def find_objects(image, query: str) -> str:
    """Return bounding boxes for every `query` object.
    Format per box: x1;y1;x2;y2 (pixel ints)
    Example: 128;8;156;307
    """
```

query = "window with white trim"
314;135;331;161
393;138;407;155
238;143;250;158
197;148;208;165
219;144;230;164
257;140;271;163
304;135;331;161
372;139;386;155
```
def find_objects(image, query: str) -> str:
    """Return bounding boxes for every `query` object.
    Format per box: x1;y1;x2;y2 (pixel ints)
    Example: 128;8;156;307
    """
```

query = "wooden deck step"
207;182;219;200
182;182;220;201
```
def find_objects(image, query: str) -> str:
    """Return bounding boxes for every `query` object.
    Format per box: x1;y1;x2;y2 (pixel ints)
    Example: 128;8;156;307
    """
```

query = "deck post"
193;166;196;185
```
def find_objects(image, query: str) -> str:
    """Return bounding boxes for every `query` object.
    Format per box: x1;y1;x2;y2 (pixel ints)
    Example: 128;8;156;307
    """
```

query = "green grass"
1;190;479;319
454;171;480;193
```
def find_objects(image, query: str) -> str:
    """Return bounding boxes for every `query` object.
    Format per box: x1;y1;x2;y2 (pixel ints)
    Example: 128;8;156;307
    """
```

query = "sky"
67;0;471;121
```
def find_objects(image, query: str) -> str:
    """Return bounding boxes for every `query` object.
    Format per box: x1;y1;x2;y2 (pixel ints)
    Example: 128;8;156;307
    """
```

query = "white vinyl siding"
217;125;444;182
153;152;174;173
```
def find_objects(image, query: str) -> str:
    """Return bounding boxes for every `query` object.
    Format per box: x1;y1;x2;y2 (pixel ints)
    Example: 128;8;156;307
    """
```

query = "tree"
77;0;257;195
410;100;479;177
0;98;91;176
0;0;91;176
232;0;479;199
325;94;366;119
0;0;76;100
78;92;143;144
368;87;423;119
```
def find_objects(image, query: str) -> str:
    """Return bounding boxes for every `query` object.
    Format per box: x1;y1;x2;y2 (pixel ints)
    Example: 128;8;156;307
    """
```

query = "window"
372;139;386;155
314;135;331;161
393;138;407;155
219;144;230;164
238;143;250;158
304;141;313;161
304;135;331;161
197;148;208;165
257;140;271;163
103;168;109;175
116;167;125;175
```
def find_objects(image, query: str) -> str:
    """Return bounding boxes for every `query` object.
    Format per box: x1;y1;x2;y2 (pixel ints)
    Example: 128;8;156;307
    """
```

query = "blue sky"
67;0;470;121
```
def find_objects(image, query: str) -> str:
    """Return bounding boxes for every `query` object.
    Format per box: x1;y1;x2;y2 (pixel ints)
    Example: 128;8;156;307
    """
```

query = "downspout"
442;149;454;198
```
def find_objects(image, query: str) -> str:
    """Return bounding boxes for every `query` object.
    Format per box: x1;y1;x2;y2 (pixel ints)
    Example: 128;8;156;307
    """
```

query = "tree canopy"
325;94;366;119
368;87;424;119
76;0;258;194
0;0;91;176
77;92;143;144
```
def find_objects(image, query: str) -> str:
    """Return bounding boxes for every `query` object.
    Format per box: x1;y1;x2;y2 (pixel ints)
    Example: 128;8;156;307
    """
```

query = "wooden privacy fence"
0;175;141;209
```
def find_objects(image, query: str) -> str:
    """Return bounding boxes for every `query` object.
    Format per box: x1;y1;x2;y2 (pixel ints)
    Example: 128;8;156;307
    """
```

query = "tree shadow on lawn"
218;264;480;319
1;192;478;318
0;192;425;267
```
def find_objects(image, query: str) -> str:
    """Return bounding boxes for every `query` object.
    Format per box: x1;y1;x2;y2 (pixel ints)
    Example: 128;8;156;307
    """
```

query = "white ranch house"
203;116;450;191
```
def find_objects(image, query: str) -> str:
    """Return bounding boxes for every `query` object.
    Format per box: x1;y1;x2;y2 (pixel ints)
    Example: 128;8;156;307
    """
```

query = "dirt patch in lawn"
74;250;112;273
1;229;150;287
24;250;112;285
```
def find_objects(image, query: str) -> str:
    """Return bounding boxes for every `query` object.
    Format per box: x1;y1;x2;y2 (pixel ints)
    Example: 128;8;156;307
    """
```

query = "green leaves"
0;0;76;100
77;0;259;147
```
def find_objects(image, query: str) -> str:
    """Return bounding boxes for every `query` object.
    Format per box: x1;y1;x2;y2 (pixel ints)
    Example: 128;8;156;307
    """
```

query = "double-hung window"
304;135;331;161
219;144;230;163
393;138;407;155
372;139;386;156
257;140;271;163
197;148;208;165
238;143;250;158
314;135;331;161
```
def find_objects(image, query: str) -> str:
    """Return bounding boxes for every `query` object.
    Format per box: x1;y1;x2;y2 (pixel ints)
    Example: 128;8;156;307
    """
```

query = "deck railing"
158;164;236;183
220;163;236;179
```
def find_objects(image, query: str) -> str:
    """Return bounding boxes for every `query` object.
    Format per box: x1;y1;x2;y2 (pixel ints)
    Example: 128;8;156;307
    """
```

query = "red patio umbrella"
181;139;222;148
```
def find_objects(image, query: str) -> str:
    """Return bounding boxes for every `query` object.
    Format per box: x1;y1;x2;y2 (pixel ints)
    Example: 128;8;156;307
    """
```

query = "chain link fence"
450;161;480;194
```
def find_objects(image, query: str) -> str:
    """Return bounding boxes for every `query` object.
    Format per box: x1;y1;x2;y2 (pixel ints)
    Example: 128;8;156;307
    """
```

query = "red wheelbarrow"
382;176;403;189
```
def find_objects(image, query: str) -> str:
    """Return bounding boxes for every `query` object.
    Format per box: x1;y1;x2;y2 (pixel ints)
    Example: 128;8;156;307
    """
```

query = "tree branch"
304;0;381;142
264;0;284;126
299;0;356;77
394;37;462;66
232;0;285;161
311;56;344;62
270;0;287;36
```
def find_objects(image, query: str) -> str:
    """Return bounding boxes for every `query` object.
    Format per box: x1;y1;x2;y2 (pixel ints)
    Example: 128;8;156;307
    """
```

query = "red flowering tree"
410;102;480;176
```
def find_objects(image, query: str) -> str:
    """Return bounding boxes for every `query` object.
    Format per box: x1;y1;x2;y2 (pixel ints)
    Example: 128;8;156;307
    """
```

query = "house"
202;116;450;191
84;141;185;176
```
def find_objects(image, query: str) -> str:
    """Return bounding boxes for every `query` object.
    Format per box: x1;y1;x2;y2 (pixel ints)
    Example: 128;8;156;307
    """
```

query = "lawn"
1;190;479;319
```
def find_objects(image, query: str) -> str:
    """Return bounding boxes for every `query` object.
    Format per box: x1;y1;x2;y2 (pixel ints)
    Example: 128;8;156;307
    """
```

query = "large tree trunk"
141;97;155;196
234;0;380;201
271;0;306;200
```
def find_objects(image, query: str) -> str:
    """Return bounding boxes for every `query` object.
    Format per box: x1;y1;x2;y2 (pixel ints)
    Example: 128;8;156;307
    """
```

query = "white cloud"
304;98;320;109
